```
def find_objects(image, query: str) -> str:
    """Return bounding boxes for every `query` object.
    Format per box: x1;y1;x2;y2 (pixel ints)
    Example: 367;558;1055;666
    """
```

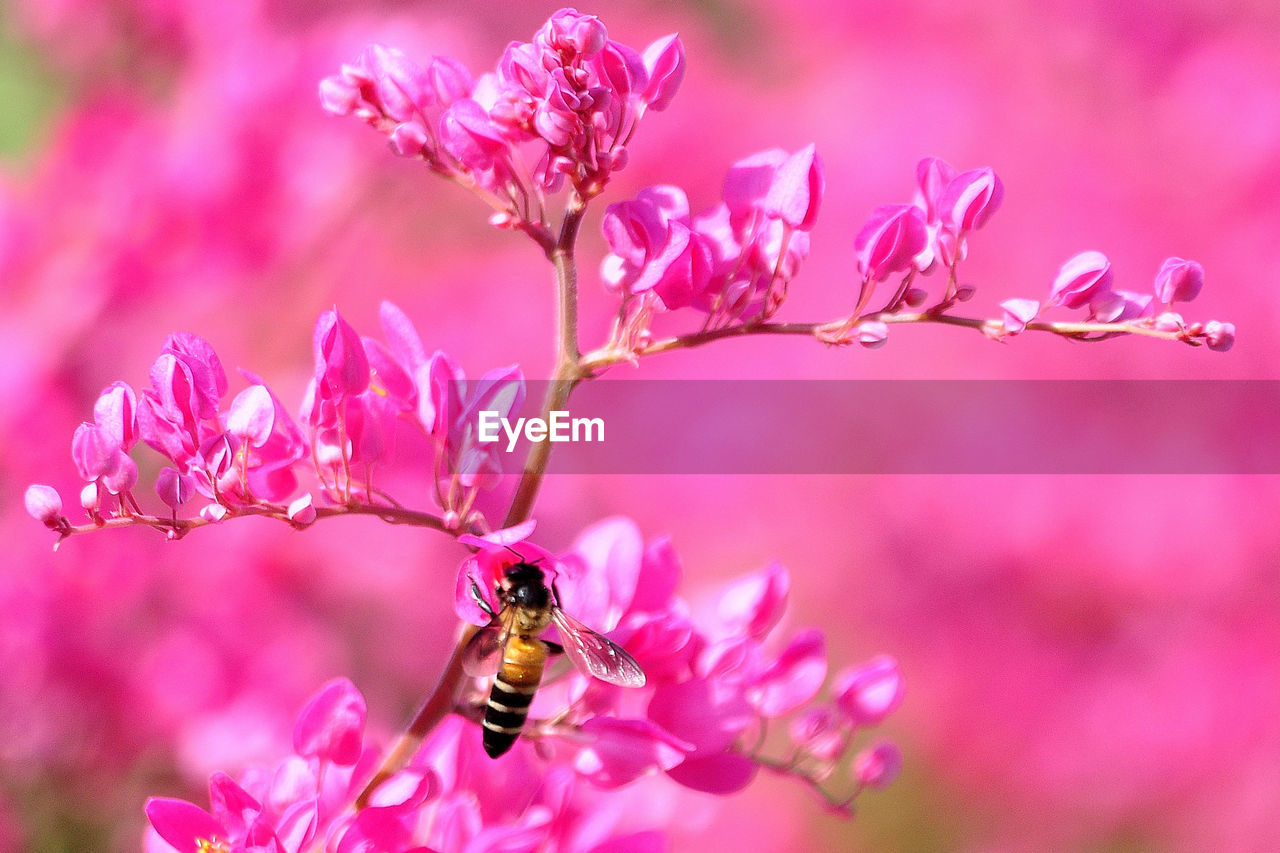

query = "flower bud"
94;381;137;449
156;468;193;509
288;494;317;526
834;655;903;725
228;385;275;448
1000;298;1040;335
854;204;928;282
940;167;1003;232
293;677;367;766
1204;320;1235;352
24;484;63;527
914;156;957;223
313;309;370;400
389;121;430;157
200;504;228;522
788;708;845;762
318;76;360;116
1089;289;1151;323
541;9;608;57
1153;257;1204;305
853;741;902;789
642;34;685;111
428;55;473;105
1049;250;1113;309
763;144;824;232
855;321;889;349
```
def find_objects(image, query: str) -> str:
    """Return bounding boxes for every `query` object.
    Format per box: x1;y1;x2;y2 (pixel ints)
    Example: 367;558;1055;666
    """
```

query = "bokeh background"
3;0;1279;850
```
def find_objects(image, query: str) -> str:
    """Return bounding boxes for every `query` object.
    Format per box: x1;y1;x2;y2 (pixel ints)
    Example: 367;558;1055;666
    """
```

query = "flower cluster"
26;303;524;541
998;251;1235;349
454;519;901;809
810;156;1233;350
145;519;901;852
320;8;684;230
825;156;1005;347
599;145;823;344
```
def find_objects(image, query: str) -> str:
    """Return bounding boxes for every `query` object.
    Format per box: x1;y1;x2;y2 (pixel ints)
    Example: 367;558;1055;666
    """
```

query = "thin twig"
503;196;588;527
578;312;1193;373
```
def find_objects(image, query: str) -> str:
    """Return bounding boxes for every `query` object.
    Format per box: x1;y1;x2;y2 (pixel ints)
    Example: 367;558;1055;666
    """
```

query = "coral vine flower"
450;519;900;812
854;204;928;282
1049;250;1114;310
1153;256;1205;305
322;9;685;213
601;146;819;321
940;167;1004;232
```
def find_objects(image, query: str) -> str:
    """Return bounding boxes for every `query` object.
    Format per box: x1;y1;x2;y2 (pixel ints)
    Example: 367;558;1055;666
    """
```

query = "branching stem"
504;196;588;528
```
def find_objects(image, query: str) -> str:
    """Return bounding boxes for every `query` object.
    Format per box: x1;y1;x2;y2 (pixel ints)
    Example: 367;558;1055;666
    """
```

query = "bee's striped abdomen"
482;636;545;758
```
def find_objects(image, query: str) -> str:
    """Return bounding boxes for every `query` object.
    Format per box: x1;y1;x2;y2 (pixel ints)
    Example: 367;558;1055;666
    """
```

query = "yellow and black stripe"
482;636;546;758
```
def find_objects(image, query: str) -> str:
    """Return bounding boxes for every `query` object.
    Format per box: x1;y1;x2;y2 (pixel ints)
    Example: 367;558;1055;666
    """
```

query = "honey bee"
463;559;646;757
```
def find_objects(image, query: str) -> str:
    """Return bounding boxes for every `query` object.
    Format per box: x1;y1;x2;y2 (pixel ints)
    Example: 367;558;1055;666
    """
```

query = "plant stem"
354;196;591;810
48;500;451;546
354;621;480;809
503;197;587;527
578;311;1193;372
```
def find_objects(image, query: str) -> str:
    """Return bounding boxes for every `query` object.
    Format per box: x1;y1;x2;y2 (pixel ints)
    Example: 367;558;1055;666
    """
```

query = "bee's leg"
544;641;565;656
470;581;496;618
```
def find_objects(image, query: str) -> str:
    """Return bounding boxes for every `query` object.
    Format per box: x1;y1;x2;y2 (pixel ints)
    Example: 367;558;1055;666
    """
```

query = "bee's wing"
550;608;646;688
461;615;509;678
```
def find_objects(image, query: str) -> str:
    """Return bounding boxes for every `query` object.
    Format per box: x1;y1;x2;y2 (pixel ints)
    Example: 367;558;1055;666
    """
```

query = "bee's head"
503;561;550;610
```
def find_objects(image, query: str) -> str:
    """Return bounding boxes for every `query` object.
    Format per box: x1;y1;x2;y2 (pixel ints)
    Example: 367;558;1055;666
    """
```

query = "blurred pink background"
3;0;1279;849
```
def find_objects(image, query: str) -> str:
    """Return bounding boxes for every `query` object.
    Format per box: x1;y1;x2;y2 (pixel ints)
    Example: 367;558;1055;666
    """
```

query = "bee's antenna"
501;543;545;568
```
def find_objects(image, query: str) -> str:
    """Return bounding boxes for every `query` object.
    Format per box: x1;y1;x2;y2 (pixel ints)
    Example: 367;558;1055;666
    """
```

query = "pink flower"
93;380;138;449
1153;256;1205;305
1000;298;1041;335
854;204;928;282
789;708;845;762
1089;289;1152;323
1204;320;1236;352
601;186;712;310
717;560;790;639
854;321;890;349
536;9;608;57
913;156;958;223
24;484;63;527
853;742;902;789
146;773;308;853
1049;250;1114;309
748;629;828;717
573;717;689;788
232;374;306;502
287;494;316;526
939;167;1004;232
312;309;370;403
293;677;367;767
155;467;194;509
454;530;557;625
834;655;904;726
762;144;825;232
71;421;137;495
641;33;686;111
138;334;228;471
